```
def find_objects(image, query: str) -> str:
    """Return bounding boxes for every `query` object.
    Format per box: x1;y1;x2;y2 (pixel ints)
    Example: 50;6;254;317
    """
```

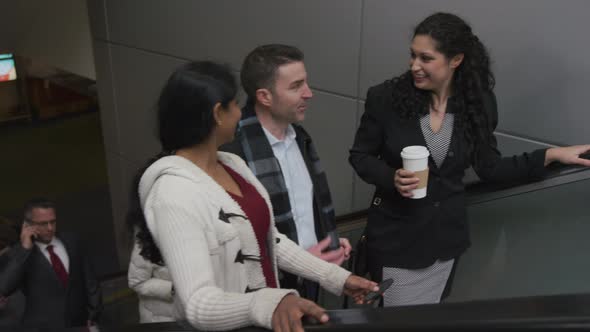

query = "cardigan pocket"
205;227;247;292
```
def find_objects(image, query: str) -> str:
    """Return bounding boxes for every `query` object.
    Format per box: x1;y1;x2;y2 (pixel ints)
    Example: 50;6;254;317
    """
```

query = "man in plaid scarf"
222;44;352;301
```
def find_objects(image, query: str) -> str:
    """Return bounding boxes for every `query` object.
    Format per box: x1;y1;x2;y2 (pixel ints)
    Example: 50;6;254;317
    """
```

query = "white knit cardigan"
128;240;176;323
139;152;351;331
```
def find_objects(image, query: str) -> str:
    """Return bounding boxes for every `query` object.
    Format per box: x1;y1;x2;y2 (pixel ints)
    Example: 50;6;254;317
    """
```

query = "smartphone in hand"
325;230;340;252
364;278;394;302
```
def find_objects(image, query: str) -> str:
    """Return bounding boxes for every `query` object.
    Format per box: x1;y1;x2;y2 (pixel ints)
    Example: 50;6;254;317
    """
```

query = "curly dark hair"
127;61;237;265
391;12;495;158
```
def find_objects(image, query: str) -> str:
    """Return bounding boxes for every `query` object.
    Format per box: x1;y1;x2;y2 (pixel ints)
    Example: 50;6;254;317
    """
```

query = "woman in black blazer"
349;12;590;307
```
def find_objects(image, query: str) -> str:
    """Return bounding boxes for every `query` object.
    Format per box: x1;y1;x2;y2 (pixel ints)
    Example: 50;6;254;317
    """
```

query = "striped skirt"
382;259;454;307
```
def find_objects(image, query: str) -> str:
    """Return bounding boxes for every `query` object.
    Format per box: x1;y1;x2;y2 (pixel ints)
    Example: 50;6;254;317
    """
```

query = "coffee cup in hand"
400;146;430;199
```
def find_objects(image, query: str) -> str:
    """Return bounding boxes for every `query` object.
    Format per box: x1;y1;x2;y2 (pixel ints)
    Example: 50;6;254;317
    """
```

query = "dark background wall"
86;0;590;268
0;0;17;54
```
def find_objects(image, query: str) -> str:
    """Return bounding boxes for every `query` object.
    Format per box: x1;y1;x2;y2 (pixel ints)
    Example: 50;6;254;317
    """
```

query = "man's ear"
255;88;273;108
450;53;464;69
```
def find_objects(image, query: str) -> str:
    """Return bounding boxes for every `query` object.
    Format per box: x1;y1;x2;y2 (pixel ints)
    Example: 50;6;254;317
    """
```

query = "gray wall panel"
104;0;362;96
17;0;96;79
104;151;144;267
302;92;357;215
93;41;119;153
118;157;144;266
110;45;185;164
361;0;590;145
86;0;108;40
103;151;128;266
486;1;590;146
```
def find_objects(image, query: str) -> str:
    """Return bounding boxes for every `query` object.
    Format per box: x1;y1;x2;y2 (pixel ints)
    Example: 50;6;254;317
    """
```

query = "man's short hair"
23;197;56;221
240;44;304;100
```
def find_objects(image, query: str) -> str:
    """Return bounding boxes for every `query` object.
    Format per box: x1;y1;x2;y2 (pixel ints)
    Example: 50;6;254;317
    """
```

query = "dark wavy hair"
392;12;495;157
127;61;237;265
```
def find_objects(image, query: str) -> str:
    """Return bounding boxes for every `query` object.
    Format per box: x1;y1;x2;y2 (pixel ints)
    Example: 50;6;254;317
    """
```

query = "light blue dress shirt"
262;125;318;250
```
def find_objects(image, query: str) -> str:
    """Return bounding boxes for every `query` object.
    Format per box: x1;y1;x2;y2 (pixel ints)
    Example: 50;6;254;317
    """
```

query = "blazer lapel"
438;120;460;171
438;98;465;173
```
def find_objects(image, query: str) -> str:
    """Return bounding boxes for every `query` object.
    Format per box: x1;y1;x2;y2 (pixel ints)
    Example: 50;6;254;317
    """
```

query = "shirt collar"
35;237;60;251
262;124;297;147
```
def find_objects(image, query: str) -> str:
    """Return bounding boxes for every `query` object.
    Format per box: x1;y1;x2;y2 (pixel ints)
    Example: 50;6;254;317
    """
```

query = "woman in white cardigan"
127;61;378;332
128;239;176;322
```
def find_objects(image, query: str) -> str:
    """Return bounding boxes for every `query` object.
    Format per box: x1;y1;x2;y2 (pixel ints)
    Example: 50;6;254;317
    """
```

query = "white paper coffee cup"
400;145;430;199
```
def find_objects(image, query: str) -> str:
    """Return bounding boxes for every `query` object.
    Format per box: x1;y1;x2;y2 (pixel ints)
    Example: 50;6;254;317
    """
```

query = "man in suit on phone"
0;198;102;328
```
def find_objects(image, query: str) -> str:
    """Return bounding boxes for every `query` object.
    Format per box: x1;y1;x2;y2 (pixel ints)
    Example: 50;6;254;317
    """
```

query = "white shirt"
36;237;70;273
262;125;318;250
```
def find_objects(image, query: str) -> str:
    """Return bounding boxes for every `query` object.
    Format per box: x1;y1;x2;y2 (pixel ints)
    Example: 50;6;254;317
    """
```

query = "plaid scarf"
236;104;337;244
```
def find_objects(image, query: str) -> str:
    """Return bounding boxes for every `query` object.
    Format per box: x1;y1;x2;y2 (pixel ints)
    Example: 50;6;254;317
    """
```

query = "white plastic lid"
400;145;430;159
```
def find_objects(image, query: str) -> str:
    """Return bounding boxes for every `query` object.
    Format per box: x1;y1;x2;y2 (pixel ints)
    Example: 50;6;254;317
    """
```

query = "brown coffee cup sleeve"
415;169;429;189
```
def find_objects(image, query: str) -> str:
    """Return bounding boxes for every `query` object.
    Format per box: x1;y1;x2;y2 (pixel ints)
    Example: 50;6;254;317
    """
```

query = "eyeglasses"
27;219;57;228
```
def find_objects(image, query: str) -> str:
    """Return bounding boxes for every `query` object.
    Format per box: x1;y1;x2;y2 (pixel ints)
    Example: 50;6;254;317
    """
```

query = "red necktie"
46;245;68;288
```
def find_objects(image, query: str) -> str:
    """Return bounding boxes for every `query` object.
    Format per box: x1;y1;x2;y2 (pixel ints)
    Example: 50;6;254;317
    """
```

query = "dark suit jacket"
349;81;548;270
0;232;102;327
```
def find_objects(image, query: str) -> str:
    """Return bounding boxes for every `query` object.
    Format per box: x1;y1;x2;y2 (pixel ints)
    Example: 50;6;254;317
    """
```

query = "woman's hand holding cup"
399;146;430;199
394;168;420;198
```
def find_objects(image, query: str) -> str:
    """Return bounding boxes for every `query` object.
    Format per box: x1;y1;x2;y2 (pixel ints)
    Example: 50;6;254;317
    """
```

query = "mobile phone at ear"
364;278;394;302
23;221;37;241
